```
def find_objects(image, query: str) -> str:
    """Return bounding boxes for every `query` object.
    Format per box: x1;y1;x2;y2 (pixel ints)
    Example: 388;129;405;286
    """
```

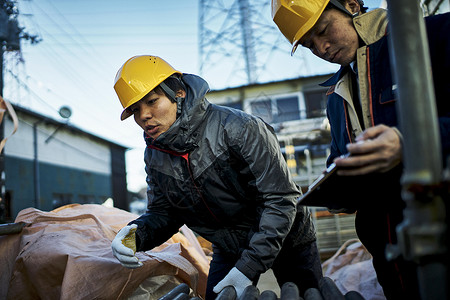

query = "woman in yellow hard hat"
272;1;450;299
111;55;323;299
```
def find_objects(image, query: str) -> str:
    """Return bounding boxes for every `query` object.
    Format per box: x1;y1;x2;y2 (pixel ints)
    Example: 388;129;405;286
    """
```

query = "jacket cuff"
235;259;259;281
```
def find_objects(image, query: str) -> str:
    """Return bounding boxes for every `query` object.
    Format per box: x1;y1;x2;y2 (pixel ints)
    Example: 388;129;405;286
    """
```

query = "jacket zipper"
183;154;221;224
148;144;221;223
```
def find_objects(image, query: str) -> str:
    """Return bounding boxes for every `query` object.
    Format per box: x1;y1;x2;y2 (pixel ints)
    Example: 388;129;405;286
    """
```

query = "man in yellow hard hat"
272;0;450;299
110;55;323;299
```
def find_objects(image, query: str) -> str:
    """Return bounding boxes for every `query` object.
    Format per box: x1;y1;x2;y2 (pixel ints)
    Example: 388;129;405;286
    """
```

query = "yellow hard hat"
114;55;182;120
271;0;330;55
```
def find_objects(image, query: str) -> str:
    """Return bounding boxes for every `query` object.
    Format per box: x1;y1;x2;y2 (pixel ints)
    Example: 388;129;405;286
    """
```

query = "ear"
176;90;186;98
346;0;361;15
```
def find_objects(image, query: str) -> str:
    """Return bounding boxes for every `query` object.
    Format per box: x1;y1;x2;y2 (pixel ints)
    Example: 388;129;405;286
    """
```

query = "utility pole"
0;0;39;215
0;0;17;214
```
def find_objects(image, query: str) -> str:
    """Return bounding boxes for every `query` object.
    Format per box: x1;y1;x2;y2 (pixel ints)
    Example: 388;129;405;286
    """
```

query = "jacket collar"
146;74;210;153
353;8;389;46
320;9;388;88
320;66;351;87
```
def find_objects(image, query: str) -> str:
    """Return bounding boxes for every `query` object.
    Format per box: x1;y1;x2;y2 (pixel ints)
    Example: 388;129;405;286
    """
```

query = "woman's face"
128;89;185;140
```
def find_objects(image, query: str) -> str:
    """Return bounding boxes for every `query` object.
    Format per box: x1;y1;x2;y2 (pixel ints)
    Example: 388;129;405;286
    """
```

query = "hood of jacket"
145;74;211;153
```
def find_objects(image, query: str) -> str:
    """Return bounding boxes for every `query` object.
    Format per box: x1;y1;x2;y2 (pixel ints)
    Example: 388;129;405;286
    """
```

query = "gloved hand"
213;267;253;299
111;224;143;268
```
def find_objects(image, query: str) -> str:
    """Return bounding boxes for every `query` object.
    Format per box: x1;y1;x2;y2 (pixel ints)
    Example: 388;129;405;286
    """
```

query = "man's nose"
313;38;329;58
139;105;152;120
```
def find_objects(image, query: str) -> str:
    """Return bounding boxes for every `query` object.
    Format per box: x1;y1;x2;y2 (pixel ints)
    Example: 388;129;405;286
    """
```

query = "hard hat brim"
284;0;331;56
121;108;133;121
291;42;300;56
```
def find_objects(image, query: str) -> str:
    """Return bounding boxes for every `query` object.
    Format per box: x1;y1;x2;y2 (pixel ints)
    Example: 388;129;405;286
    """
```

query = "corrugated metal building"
1;104;128;221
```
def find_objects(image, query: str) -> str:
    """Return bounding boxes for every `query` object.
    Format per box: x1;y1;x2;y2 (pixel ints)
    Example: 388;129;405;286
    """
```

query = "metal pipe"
304;148;313;184
240;285;259;300
280;282;300;300
318;277;344;300
386;0;447;299
158;283;190;300
387;0;442;185
33;121;40;209
0;41;5;206
0;222;28;235
215;286;237;300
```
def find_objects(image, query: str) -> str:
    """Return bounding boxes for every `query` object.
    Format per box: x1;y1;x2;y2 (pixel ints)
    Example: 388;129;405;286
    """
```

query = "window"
276;96;300;123
52;193;72;209
251;99;272;122
78;194;98;204
304;90;327;118
249;94;301;124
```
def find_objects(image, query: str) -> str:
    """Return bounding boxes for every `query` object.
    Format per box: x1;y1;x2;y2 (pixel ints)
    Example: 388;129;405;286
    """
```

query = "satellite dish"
59;106;72;119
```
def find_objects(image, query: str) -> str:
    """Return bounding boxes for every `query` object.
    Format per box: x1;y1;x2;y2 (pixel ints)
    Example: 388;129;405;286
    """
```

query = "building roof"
11;103;128;150
209;73;334;93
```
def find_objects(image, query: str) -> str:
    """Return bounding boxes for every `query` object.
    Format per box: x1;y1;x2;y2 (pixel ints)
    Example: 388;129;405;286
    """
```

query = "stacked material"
160;278;365;300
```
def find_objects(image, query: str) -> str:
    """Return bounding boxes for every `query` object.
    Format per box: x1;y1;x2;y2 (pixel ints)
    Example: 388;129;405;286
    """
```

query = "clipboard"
297;156;403;209
297;158;356;209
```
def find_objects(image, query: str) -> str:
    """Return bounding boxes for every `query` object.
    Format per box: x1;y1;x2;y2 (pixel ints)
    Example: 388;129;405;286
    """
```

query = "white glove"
213;267;253;299
111;224;143;268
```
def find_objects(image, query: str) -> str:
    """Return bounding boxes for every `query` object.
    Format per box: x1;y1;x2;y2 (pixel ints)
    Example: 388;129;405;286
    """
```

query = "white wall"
5;113;111;175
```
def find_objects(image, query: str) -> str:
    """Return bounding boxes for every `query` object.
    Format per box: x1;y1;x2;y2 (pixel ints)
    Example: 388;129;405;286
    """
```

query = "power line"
24;1;110;82
5;68;136;146
19;118;111;164
198;0;309;89
41;0;112;71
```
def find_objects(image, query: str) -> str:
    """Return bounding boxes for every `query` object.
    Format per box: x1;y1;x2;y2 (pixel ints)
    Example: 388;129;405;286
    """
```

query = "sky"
3;0;387;193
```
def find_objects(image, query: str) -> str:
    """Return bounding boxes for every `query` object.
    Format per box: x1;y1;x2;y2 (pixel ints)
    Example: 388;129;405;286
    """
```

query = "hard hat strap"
329;0;366;17
159;81;177;102
329;0;353;17
159;80;184;116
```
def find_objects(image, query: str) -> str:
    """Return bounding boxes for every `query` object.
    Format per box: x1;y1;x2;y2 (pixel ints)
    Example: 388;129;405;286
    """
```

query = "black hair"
154;75;185;103
326;0;368;14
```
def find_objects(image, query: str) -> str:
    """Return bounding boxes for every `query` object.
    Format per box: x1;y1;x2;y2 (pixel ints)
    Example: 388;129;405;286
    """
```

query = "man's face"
299;8;359;66
128;90;182;140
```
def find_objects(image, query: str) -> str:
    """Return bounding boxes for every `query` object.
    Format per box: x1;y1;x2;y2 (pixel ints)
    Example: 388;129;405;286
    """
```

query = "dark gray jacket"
131;74;316;280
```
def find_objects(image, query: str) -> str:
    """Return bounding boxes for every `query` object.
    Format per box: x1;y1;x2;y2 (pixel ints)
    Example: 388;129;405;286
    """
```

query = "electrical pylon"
198;0;307;89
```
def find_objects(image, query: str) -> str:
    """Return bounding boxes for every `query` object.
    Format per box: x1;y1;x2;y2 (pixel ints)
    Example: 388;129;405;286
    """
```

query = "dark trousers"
205;241;323;300
355;207;422;300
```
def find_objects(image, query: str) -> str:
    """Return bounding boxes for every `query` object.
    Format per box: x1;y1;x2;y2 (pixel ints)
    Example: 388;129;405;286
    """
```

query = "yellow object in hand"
112;224;143;268
122;226;137;253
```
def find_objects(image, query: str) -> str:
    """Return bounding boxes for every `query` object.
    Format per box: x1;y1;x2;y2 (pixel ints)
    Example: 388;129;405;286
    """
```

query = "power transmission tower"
198;0;307;89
